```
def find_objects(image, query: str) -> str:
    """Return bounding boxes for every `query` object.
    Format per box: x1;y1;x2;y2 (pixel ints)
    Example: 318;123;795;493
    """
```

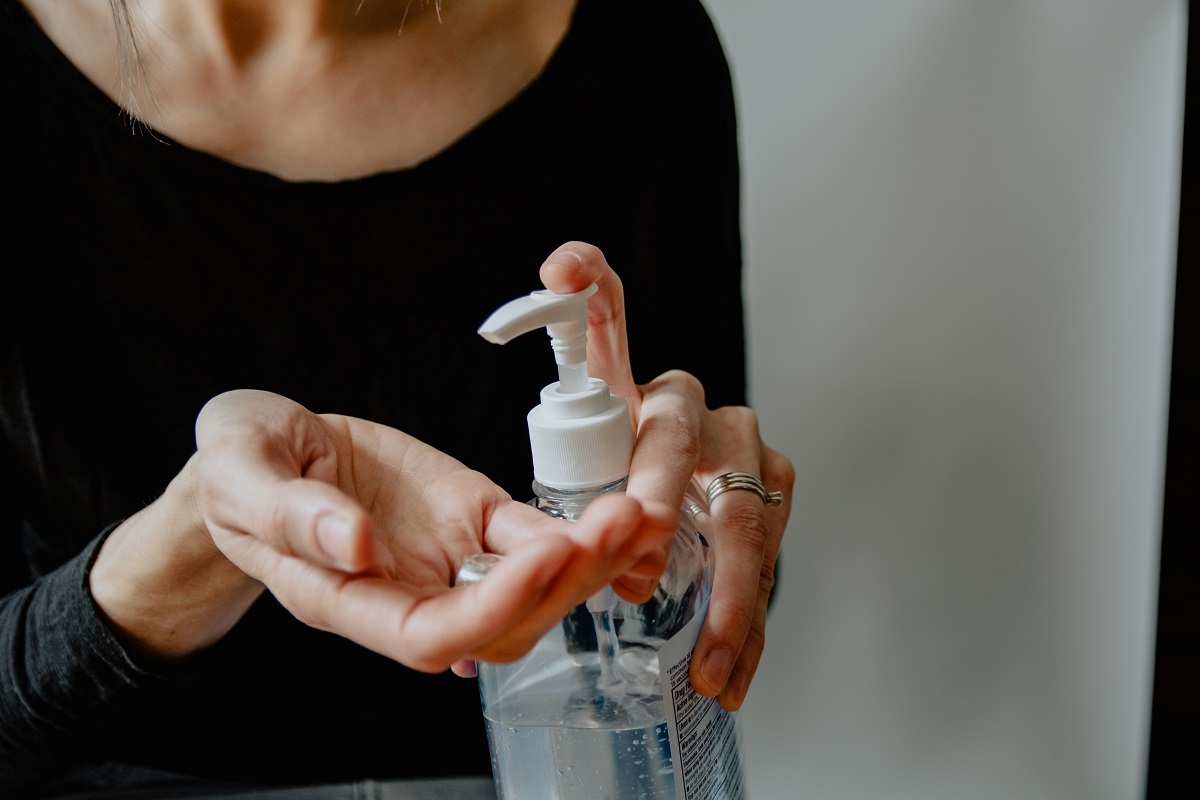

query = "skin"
540;243;794;709
27;0;794;711
24;0;577;180
92;387;676;673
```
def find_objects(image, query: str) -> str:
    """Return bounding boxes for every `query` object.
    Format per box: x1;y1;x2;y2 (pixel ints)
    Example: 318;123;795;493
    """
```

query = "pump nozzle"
478;283;633;491
478;285;598;394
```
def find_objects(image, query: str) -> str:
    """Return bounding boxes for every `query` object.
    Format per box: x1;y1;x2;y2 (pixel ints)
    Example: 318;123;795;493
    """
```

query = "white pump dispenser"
478;285;634;491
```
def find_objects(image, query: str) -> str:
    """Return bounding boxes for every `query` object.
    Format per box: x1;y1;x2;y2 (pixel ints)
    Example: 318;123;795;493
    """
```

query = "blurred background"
699;1;1187;798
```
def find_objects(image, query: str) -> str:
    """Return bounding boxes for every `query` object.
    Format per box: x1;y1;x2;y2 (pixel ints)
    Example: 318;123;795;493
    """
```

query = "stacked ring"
705;471;784;507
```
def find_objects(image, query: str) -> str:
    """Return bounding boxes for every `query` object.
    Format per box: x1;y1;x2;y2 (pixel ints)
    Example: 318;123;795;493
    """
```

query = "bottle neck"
531;476;630;613
531;476;629;522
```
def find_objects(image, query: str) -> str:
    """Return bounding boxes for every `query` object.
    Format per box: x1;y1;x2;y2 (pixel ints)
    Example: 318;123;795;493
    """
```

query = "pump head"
478;284;597;394
478;284;633;489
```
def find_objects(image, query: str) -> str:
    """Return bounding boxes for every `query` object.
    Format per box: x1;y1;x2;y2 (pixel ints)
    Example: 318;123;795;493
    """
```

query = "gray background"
699;1;1186;798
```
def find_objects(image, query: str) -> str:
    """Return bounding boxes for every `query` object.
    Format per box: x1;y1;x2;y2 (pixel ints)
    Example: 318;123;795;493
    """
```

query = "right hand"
539;242;794;711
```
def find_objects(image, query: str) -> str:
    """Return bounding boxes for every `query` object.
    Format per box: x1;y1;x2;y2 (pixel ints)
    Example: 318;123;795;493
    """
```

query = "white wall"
700;2;1186;798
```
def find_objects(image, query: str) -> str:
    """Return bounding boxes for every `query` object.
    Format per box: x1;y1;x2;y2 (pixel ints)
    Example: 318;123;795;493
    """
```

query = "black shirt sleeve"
0;527;183;795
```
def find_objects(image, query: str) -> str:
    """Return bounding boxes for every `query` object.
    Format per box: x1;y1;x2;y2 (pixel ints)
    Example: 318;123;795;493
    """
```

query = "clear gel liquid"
593;608;620;690
484;643;675;800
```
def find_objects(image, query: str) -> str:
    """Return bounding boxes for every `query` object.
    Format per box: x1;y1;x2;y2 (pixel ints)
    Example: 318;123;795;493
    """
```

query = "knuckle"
676;370;706;399
588;295;624;329
715;404;760;433
767;450;796;491
713;405;762;449
565;240;606;264
639;401;688;438
656;369;706;406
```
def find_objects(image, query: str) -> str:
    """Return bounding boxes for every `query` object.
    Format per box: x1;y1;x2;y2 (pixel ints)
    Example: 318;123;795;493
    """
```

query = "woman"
0;0;793;796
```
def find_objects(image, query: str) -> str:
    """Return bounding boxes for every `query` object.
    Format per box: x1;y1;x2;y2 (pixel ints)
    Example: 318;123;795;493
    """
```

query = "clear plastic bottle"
459;286;747;800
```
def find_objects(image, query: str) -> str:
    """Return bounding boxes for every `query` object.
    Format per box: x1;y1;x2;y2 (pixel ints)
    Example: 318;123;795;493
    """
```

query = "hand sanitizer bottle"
458;285;747;800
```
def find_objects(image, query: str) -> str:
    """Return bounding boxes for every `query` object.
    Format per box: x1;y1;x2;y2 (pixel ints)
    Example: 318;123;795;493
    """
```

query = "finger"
486;492;666;589
469;496;655;663
224;469;663;674
252;529;577;673
483;487;675;606
610;547;670;603
479;490;637;553
710;460;787;710
199;450;379;573
341;495;650;670
604;497;678;603
688;410;794;708
693;449;793;707
538;242;638;405
607;370;707;592
355;493;650;668
195;392;378;573
626;370;705;511
717;561;772;711
450;659;477;678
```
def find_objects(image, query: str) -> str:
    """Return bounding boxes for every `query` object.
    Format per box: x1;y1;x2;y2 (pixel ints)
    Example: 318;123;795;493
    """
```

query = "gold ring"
706;472;784;507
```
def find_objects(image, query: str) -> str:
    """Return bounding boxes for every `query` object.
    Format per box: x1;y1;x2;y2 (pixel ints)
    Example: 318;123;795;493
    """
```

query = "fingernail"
726;671;750;710
701;647;733;693
621;575;658;599
316;513;355;571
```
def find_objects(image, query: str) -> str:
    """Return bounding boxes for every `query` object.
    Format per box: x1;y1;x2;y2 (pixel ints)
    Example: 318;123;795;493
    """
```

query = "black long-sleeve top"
0;0;746;794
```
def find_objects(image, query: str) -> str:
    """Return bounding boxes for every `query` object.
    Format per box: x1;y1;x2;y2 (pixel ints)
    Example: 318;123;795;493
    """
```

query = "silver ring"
706;471;784;507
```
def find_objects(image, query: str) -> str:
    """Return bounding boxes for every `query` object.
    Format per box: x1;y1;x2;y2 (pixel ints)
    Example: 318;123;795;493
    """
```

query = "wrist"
88;455;264;662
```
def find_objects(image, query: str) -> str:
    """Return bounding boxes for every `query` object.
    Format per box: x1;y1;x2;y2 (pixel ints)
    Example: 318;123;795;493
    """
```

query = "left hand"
539;242;794;712
190;389;671;677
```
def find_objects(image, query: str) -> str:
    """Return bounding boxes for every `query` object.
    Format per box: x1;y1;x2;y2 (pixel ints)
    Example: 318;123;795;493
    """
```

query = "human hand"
192;389;675;675
539;242;795;712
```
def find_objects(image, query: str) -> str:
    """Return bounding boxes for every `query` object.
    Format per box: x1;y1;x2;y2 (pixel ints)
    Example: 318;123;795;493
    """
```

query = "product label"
661;595;747;800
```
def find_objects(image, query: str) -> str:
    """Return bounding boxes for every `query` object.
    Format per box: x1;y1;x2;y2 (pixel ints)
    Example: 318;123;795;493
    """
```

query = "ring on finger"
706;471;784;507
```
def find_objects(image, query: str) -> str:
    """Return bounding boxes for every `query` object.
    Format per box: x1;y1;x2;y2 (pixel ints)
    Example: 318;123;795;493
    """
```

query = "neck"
21;0;576;181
